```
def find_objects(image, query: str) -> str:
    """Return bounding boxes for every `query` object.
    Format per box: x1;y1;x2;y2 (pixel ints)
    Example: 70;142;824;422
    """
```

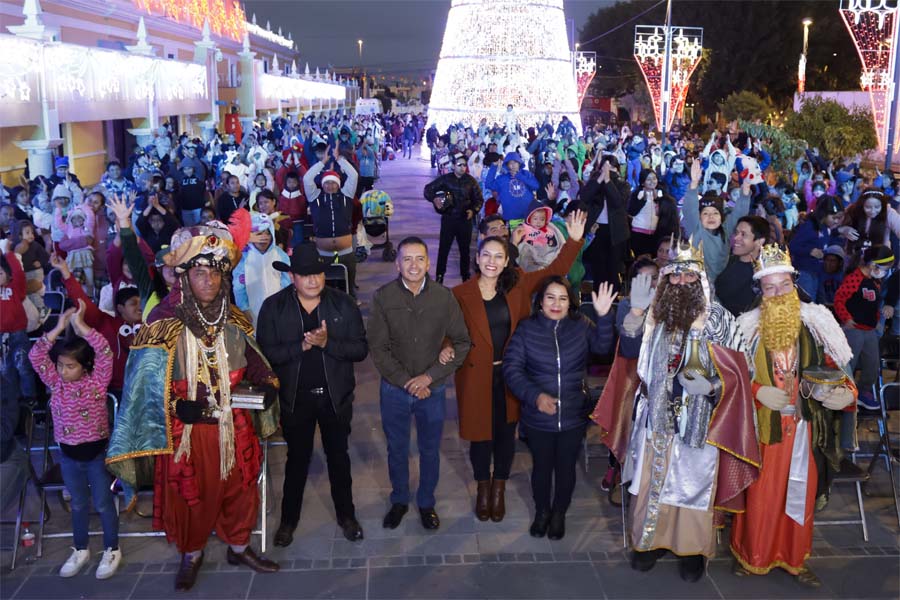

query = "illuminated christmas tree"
428;0;582;134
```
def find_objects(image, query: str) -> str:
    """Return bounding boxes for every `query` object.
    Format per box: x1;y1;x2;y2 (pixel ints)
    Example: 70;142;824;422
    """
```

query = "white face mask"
813;189;825;198
870;269;886;279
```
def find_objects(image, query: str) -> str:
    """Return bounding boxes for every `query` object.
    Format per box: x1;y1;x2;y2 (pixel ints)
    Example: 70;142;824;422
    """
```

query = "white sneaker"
59;548;90;577
95;547;122;580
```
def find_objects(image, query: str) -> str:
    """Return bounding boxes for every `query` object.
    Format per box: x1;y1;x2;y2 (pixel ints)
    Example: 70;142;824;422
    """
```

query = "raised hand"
591;282;616;317
49;252;71;278
70;299;91;337
566;209;587;242
109;194;133;229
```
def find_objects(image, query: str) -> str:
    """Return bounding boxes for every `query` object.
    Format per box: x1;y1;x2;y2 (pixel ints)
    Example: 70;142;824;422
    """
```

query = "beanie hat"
321;171;341;187
698;191;725;221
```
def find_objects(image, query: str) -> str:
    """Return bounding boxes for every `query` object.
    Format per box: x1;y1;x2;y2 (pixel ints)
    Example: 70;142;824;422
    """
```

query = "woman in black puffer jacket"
503;275;616;541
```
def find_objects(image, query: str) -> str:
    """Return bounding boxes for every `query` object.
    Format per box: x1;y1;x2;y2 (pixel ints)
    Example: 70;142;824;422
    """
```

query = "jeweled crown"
754;244;793;276
661;234;705;275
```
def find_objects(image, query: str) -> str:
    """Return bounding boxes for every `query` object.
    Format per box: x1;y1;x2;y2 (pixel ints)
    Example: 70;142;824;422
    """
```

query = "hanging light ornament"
429;0;582;133
132;0;246;41
839;0;899;151
633;25;703;132
574;51;597;108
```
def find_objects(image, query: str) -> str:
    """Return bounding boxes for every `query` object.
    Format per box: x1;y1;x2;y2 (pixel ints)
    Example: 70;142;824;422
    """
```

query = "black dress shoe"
339;516;364;541
226;546;280;573
273;522;295;547
382;503;408;529
630;548;666;572
175;552;203;591
419;507;440;530
678;554;706;582
529;511;551;538
547;511;566;540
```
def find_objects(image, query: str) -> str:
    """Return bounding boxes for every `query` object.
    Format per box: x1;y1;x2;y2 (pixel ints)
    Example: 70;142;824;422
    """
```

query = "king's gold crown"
754;244;793;274
661;234;705;275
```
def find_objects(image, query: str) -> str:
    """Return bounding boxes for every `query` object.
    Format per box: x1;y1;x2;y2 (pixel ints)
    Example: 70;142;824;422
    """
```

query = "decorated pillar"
9;0;62;178
237;33;257;142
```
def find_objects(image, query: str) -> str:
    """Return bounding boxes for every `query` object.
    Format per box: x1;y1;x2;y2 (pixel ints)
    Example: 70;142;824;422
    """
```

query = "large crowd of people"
0;106;898;590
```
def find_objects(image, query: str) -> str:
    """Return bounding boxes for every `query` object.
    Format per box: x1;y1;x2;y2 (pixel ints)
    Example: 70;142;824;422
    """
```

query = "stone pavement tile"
331;536;409;558
265;535;333;560
706;559;835;599
475;532;552;554
0;571;28;600
473;562;604;599
13;571;139;599
807;556;900;599
369;565;485;599
406;533;478;556
594;559;720;599
246;568;367;600
131;571;252;599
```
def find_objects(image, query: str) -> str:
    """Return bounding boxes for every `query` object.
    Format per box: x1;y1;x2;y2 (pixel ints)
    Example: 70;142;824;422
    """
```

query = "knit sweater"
29;329;112;446
0;252;27;333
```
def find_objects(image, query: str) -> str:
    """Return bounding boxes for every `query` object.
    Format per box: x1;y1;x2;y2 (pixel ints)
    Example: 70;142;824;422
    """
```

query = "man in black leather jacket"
423;154;484;284
256;244;368;547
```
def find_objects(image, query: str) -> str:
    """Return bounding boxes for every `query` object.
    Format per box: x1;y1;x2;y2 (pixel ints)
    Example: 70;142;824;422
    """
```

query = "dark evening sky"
244;0;615;75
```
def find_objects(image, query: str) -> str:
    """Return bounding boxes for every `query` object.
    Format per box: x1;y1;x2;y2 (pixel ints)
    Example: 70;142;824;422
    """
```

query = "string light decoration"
838;0;899;151
0;35;42;103
429;0;582;133
574;51;597;108
257;72;345;103
633;25;703;132
245;21;293;49
0;35;207;109
132;0;246;41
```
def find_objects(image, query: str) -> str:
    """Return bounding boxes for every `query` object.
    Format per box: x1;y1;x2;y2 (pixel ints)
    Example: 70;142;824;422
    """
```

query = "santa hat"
321;171;341;186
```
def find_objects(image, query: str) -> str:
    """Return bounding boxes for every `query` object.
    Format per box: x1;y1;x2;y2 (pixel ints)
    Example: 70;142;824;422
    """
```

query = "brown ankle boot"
490;479;506;522
475;480;491;521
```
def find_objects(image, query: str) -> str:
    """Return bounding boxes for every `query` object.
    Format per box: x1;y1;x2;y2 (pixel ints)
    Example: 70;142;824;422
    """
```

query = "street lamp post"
799;18;812;94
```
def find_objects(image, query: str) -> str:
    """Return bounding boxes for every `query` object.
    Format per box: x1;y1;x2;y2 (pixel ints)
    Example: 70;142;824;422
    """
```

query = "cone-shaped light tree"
428;0;582;134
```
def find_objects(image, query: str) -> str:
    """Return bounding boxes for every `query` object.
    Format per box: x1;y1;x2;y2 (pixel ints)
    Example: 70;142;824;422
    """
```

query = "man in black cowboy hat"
255;244;368;546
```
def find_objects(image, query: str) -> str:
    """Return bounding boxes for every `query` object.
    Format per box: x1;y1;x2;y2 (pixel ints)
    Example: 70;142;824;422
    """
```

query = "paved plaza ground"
1;146;898;599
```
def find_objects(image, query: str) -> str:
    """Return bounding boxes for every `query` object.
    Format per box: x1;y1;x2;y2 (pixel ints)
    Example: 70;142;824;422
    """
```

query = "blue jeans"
58;453;119;550
1;332;35;401
181;208;202;226
379;379;445;508
292;221;305;248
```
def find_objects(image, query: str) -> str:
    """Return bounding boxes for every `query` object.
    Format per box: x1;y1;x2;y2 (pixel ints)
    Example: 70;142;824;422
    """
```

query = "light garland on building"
839;0;899;151
132;0;246;41
245;21;293;49
0;35;43;102
429;0;582;133
0;34;207;108
257;73;345;103
633;25;703;132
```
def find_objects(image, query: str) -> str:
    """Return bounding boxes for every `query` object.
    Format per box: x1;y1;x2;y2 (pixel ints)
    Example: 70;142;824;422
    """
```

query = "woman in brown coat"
448;210;586;522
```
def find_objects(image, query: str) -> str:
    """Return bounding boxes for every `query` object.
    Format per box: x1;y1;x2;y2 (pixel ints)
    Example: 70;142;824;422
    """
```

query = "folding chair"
864;380;900;527
325;262;349;294
44;268;64;292
3;405;42;570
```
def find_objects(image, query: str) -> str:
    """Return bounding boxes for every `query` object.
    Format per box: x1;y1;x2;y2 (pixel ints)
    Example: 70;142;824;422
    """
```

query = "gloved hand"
677;372;714;396
630;272;655;311
175;399;205;424
819;386;855;410
756;385;790;411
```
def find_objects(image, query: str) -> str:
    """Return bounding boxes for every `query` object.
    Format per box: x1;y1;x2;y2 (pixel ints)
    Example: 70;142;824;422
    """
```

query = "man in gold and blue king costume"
106;219;281;590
